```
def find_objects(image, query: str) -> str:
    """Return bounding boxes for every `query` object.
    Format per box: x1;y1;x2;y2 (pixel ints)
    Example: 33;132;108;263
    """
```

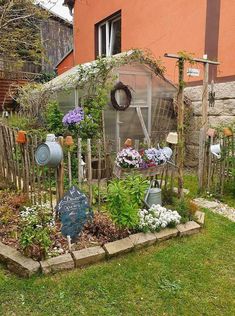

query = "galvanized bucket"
35;141;63;168
144;180;162;208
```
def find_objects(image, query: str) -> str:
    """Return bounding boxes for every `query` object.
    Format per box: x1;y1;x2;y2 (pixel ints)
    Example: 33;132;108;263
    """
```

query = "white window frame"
98;15;121;57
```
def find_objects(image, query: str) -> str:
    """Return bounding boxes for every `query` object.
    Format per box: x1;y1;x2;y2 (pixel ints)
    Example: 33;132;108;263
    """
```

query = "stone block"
195;211;205;226
103;237;134;257
72;246;105;267
177;221;201;236
40;253;74;274
0;242;40;277
129;232;156;249
155;228;178;241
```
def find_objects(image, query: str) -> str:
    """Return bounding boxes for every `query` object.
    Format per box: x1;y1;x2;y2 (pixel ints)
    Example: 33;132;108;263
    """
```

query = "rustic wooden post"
57;136;64;202
87;139;92;206
98;139;102;211
68;150;72;187
77;138;82;188
177;57;185;199
198;58;209;191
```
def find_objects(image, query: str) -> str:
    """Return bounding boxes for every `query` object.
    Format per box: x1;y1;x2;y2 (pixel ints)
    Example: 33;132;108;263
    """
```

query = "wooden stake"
87;139;92;206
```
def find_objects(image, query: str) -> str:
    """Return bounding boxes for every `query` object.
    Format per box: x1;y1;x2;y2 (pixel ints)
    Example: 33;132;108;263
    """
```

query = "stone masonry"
185;81;235;167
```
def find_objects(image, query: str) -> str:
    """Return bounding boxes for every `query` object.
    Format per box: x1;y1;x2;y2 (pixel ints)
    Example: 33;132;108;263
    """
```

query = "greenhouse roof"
45;50;176;92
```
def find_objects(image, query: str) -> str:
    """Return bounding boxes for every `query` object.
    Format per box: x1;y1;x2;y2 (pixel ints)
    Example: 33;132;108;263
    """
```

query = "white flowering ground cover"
139;204;181;232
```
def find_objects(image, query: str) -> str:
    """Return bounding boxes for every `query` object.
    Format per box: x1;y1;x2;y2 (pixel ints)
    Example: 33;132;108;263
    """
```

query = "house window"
96;12;121;57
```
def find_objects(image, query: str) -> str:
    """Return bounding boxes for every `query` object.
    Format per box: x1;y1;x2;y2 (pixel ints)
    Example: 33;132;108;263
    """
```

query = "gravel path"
193;198;235;222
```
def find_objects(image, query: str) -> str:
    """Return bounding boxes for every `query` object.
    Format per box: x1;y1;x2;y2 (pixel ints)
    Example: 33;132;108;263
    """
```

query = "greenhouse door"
116;71;152;150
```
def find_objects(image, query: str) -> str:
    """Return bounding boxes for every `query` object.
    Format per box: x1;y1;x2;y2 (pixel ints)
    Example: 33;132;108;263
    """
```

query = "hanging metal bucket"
144;180;162;208
35;141;63;168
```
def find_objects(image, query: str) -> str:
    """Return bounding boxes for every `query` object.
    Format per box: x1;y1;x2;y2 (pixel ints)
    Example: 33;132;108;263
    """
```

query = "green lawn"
0;210;234;316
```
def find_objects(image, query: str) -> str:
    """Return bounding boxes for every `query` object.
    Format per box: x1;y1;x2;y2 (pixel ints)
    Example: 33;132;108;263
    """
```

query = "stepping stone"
177;221;201;236
129;232;156;249
72;246;105;267
40;253;74;274
194;198;219;209
103;237;134;257
155;228;178;241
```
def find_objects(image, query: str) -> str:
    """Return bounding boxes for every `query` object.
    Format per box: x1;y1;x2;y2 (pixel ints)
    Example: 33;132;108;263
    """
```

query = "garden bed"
0;216;203;277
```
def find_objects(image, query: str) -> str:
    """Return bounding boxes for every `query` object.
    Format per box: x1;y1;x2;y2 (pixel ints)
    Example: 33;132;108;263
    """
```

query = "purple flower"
62;107;84;126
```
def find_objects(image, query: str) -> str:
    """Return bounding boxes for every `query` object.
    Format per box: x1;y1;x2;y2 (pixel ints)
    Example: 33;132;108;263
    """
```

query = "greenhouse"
46;50;178;150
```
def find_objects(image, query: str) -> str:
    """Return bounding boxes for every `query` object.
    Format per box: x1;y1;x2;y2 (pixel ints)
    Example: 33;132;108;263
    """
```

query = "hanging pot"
166;132;178;144
65;135;74;146
207;128;216;138
16;130;27;144
223;127;233;137
124;138;132;147
210;143;221;159
35;141;63;168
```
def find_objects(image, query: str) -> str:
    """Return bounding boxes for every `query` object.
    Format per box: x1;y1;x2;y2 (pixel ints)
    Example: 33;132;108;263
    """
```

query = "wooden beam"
164;53;220;65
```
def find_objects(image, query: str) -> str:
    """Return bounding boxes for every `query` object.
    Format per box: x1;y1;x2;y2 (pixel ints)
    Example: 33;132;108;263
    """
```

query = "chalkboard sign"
56;185;93;241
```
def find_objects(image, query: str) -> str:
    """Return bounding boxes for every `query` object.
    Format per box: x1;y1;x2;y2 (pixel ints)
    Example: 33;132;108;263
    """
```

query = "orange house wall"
73;0;235;83
57;51;74;75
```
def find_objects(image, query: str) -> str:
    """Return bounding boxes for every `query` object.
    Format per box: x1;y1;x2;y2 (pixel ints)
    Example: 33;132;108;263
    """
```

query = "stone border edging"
0;213;204;277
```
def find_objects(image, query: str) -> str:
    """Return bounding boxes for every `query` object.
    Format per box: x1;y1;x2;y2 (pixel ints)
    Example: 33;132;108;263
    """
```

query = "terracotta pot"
166;132;178;144
65;135;74;146
207;128;216;138
223;127;233;137
124;138;132;147
16;130;27;144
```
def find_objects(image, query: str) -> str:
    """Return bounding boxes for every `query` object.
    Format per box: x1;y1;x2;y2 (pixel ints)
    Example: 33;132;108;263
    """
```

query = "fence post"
87;139;92;206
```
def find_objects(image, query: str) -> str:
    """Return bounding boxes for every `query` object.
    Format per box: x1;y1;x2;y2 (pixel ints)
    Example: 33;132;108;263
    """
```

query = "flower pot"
124;138;132;147
207;128;216;138
65;135;74;146
16;130;27;144
166;132;178;144
223;127;233;137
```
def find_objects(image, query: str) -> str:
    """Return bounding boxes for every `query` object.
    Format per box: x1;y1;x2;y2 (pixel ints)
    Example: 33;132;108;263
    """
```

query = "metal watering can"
144;180;162;208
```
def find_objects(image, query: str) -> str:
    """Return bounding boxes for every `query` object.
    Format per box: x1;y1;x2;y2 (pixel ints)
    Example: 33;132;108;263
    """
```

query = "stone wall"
184;81;235;167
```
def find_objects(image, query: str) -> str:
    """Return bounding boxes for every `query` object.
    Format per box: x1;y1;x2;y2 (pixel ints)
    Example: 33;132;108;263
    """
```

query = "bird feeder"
16;130;27;144
166;132;178;144
35;134;63;168
124;138;132;147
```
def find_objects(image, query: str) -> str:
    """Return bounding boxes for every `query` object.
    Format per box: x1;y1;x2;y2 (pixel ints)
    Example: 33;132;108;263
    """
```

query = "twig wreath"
110;82;132;111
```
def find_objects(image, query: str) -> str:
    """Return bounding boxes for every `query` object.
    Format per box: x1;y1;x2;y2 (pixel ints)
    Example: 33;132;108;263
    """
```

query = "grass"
0;210;235;316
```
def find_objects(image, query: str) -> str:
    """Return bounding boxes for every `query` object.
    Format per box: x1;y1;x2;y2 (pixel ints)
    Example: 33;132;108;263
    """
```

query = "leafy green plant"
107;175;148;229
19;205;55;260
174;198;195;223
43;100;64;135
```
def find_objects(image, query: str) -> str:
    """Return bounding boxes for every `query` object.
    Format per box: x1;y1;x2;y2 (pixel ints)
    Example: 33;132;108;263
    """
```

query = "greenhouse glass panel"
57;89;75;114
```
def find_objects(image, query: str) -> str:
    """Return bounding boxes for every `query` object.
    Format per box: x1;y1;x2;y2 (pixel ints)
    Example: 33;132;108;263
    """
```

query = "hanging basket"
110;82;132;111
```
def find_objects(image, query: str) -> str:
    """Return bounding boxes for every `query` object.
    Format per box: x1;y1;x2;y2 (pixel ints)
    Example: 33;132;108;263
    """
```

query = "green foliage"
19;205;54;260
6;114;35;130
174;198;194;223
43;101;64;135
107;174;148;229
35;72;57;84
0;0;49;63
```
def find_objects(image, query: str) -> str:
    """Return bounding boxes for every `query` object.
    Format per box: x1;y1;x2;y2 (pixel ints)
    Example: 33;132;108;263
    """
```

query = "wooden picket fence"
0;123;113;209
203;133;235;195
